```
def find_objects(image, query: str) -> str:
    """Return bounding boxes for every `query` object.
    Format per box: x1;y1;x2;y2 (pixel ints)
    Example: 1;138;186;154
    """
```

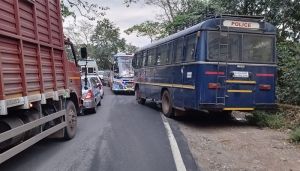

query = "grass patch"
290;127;300;143
247;110;285;129
246;106;300;143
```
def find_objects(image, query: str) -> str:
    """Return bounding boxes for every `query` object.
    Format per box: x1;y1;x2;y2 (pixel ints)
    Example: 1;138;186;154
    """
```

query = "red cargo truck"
0;0;83;163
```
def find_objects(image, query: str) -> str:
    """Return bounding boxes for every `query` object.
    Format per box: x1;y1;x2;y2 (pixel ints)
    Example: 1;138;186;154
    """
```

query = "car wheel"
135;88;146;105
97;99;101;106
64;100;77;140
161;90;174;118
90;106;97;114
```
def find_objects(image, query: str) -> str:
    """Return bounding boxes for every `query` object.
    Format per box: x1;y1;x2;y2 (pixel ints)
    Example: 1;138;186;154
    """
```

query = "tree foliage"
126;0;300;42
277;42;300;105
61;0;108;20
124;21;163;42
90;19;136;69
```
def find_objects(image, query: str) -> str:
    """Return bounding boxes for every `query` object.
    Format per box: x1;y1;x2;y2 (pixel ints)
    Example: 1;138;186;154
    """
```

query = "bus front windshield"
116;57;134;78
208;31;275;63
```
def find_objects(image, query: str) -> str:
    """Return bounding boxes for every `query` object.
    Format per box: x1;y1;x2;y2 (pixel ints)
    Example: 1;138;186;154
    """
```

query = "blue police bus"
132;15;277;117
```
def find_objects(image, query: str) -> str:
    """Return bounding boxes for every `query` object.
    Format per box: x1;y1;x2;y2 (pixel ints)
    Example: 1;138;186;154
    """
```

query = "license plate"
232;71;249;78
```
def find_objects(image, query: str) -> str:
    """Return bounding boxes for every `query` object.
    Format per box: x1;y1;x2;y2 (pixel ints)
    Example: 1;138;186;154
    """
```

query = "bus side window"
137;53;142;68
156;46;161;65
175;37;184;63
167;41;173;64
132;55;137;68
160;43;168;65
142;50;148;66
185;33;197;61
148;48;156;66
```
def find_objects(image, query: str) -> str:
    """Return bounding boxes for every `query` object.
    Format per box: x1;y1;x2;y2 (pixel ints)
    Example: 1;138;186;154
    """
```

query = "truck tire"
64;100;77;140
161;90;174;118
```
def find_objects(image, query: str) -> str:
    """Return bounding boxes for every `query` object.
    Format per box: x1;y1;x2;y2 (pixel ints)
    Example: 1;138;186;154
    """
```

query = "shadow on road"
144;101;251;129
112;91;135;96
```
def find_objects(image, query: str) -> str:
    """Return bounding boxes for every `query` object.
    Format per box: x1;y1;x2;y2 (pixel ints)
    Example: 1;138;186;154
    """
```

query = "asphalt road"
0;87;198;171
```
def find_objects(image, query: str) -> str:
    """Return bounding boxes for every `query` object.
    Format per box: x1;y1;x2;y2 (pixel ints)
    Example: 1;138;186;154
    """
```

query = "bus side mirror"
81;47;87;59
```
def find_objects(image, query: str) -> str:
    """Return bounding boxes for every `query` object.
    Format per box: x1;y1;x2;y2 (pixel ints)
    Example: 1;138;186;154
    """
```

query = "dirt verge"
176;112;300;171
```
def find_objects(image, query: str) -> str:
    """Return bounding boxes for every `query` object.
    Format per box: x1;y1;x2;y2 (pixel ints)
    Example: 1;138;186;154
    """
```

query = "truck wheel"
64;101;77;140
161;90;174;118
135;88;146;105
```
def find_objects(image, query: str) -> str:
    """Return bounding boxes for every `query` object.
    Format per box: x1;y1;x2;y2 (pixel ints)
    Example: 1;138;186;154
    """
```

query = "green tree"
61;0;108;20
214;0;300;42
124;0;216;37
90;19;127;69
125;21;163;42
277;42;300;105
125;44;139;53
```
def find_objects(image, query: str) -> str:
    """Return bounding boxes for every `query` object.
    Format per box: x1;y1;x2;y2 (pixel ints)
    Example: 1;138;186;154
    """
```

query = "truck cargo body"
0;0;81;163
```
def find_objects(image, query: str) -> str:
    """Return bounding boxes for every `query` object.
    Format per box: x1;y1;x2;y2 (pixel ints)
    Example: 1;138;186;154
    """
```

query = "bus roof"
138;16;276;52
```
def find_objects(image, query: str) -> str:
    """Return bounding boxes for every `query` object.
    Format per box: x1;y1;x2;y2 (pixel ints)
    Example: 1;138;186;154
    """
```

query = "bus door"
172;65;184;108
172;38;185;108
213;32;255;109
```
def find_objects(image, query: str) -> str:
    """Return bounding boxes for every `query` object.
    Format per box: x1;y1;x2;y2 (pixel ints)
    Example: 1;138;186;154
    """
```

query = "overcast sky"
63;0;160;48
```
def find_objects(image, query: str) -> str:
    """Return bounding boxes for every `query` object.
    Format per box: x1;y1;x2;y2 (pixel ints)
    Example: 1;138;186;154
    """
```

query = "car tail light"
85;90;94;99
208;83;220;89
259;84;271;91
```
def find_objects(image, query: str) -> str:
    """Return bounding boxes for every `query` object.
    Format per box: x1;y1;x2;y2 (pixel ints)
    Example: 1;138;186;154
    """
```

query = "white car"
84;75;104;99
81;76;102;114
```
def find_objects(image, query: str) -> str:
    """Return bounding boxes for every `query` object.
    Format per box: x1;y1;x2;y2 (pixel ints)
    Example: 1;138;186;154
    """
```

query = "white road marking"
161;114;187;171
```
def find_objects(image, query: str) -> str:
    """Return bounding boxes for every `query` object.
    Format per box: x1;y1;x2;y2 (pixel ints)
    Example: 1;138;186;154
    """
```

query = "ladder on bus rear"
215;18;230;106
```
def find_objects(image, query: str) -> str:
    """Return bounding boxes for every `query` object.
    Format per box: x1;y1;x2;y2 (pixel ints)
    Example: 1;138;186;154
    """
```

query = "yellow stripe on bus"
226;80;256;84
136;82;195;90
227;90;253;93
223;108;254;111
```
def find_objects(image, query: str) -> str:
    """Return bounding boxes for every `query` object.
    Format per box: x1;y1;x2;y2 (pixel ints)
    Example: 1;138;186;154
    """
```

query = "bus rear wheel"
161;90;174;118
136;88;146;105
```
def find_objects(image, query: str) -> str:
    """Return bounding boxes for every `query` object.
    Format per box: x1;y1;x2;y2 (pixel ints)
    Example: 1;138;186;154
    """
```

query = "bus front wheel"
161;90;174;118
136;88;146;105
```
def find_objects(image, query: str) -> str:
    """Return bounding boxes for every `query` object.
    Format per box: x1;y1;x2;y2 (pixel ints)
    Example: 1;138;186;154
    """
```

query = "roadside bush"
277;42;300;105
247;110;285;129
290;127;300;143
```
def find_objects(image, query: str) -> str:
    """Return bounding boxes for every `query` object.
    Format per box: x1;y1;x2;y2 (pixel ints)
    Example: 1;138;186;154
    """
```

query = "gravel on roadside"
175;112;300;171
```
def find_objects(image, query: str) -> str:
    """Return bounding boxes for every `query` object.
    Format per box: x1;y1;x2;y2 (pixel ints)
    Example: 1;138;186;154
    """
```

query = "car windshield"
91;77;101;84
208;31;274;63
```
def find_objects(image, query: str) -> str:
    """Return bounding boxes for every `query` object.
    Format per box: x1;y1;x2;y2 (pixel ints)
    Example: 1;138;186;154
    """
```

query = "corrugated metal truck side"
0;0;82;163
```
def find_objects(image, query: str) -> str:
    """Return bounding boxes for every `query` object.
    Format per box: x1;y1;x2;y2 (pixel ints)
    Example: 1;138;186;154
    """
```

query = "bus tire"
136;88;146;105
161;90;174;118
64;100;77;140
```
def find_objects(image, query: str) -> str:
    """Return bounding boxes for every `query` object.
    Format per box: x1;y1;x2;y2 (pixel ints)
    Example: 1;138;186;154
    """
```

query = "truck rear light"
259;84;271;91
208;83;220;89
85;90;94;99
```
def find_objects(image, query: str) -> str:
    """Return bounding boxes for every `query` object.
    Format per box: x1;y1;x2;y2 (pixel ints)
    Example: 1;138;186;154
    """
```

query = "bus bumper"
199;103;277;111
